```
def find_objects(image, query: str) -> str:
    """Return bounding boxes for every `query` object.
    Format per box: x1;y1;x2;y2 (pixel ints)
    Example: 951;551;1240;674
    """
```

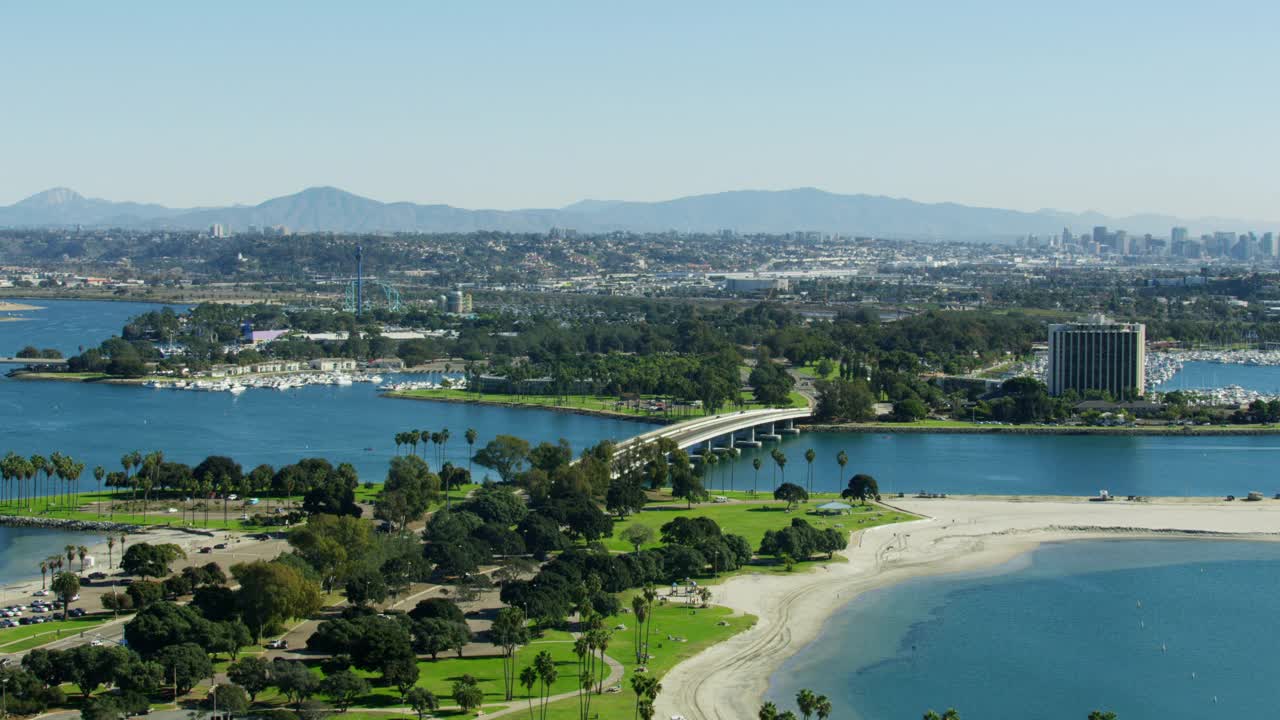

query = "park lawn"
0;490;309;532
390;387;806;420
538;599;756;720
792;360;838;381
0;615;115;651
604;496;914;554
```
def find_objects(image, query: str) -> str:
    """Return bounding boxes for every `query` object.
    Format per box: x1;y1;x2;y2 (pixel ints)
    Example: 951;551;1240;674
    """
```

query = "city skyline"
5;1;1279;219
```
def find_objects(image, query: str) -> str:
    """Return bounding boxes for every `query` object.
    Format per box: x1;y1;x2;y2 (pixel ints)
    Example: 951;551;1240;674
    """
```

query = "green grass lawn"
792;360;838;381
389;387;808;420
538;598;755;720
604;495;914;556
0;491;286;531
0;615;114;651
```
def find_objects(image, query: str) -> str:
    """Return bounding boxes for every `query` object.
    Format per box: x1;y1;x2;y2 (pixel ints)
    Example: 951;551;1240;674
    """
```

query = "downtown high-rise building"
1047;316;1146;400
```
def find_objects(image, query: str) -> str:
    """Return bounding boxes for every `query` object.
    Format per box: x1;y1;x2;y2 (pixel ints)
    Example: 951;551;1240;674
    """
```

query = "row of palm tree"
37;534;128;589
701;447;853;496
758;688;832;719
0;451;88;513
393;427;479;473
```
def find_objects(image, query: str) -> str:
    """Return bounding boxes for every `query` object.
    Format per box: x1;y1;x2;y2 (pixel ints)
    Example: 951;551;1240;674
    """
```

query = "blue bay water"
0;298;655;484
1156;360;1280;394
768;540;1280;720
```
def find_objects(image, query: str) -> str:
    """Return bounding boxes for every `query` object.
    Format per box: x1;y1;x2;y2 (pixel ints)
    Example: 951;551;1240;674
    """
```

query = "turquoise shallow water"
768;540;1280;720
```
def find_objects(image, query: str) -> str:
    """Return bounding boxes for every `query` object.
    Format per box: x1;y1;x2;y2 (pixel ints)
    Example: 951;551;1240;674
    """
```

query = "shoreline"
0;301;41;312
382;390;677;425
806;421;1280;436
654;496;1280;720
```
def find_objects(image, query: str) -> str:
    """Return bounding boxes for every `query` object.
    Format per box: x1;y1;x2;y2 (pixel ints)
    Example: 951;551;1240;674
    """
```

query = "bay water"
768;539;1280;720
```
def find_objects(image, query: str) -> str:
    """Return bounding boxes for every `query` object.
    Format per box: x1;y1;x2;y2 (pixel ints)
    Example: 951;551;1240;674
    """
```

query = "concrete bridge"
614;405;812;460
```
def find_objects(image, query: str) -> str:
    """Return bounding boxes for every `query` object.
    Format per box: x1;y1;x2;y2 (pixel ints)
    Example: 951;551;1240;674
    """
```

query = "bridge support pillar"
759;422;782;442
779;418;800;435
736;426;762;448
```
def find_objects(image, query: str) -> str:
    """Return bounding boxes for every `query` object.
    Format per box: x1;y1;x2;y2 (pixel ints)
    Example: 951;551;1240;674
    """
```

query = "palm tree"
65;459;84;512
39;560;48;589
219;474;231;527
804;448;816;493
465;428;478;474
836;450;848;487
393;432;404;455
703;452;719;493
774;451;787;487
64;545;76;572
77;545;88;573
29;455;46;511
768;449;779;486
726;447;739;491
107;536;116;570
93;466;105;517
409;430;421;457
752;456;762;494
796;689;817;720
814;695;832;720
440;428;451;467
429;432;441;468
758;702;779;720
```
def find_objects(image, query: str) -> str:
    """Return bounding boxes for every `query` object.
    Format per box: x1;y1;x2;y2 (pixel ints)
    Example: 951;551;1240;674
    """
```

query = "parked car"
88;572;107;580
213;543;228;550
32;589;48;597
265;639;287;650
199;547;213;554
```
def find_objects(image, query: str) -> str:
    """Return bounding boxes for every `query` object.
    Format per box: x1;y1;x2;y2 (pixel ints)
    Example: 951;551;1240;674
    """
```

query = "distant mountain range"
1;186;1272;239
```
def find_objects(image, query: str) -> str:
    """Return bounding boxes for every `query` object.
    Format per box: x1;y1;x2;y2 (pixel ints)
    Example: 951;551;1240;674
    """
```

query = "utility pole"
355;245;364;318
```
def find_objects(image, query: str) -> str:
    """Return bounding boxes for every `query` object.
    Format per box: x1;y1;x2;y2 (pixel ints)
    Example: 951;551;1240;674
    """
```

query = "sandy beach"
0;302;40;312
655;496;1280;720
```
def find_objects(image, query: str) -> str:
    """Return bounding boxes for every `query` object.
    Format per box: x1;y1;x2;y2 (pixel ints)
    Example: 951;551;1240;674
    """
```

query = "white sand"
655;496;1280;720
0;302;40;312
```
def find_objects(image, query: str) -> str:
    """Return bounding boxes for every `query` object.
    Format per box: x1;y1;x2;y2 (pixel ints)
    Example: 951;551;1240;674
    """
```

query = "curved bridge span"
616;406;812;457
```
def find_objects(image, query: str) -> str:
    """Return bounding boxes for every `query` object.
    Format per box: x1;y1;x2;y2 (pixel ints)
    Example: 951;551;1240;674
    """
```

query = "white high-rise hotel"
1047;315;1146;399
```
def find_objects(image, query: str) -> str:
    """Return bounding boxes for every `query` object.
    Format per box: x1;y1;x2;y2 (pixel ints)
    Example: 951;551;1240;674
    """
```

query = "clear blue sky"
3;1;1277;220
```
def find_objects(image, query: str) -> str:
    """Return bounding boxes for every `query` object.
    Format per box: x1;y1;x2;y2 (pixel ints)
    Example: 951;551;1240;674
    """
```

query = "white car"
32;589;48;597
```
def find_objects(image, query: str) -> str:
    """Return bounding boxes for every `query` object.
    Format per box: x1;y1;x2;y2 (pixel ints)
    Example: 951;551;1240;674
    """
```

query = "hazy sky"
3;1;1277;220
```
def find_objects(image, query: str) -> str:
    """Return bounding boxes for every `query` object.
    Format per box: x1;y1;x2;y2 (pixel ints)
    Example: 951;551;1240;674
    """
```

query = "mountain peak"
18;187;86;207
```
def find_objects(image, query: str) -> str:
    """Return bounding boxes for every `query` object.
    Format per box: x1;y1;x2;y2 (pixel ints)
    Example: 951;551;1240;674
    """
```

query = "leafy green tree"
406;686;439;720
272;659;319;710
231;560;323;642
156;642;212;695
383;657;420;701
343;565;388;607
773;482;808;511
227;656;272;702
320;670;369;713
211;684;250;717
621;523;655;552
842;473;879;505
473;435;532;482
81;694;125;720
1088;713;1117;720
123;601;210;658
452;674;484;712
120;542;186;578
412;617;471;660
